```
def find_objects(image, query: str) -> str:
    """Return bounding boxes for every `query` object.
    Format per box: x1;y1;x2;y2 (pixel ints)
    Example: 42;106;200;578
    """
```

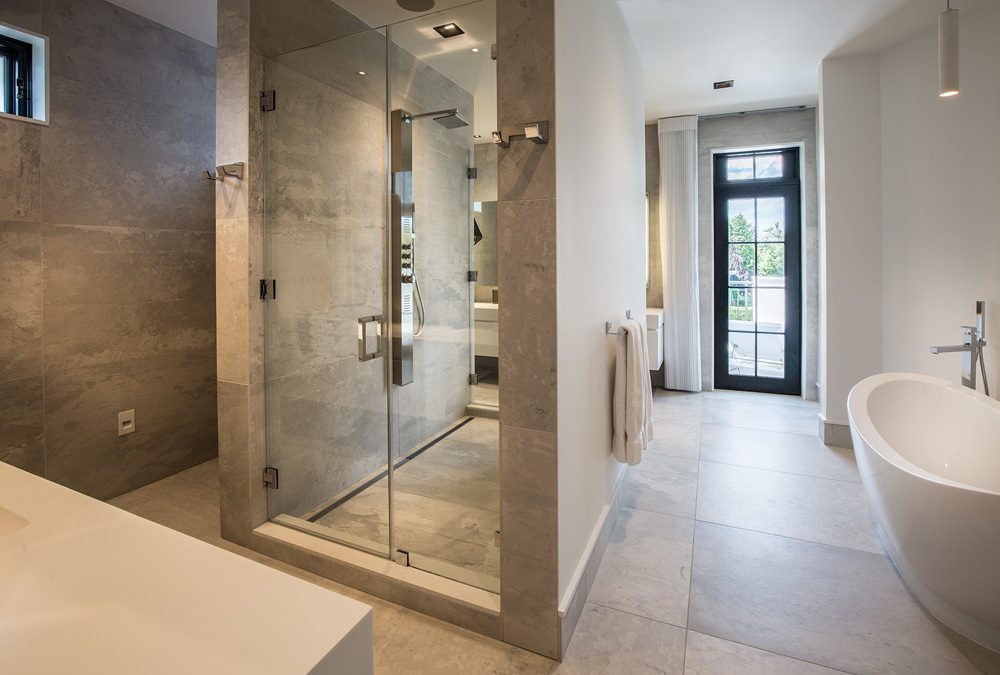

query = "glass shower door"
262;27;392;557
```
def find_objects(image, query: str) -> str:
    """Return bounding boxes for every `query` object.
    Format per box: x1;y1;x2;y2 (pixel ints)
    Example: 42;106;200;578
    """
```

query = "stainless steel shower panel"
391;109;415;386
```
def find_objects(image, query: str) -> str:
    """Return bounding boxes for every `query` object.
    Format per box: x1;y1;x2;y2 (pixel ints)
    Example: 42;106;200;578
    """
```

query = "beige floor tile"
589;507;694;627
624;454;699;519
695;461;880;553
699;424;858;482
558;604;685;674
689;521;983;675
683;632;843;675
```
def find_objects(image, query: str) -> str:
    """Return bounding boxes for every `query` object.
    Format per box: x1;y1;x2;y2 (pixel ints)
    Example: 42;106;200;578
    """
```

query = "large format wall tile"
218;380;253;546
42;0;215;120
500;424;559;658
0;120;41;222
0;222;42;381
498;198;557;432
41;76;215;231
44;351;217;499
0;376;45;475
0;0;42;32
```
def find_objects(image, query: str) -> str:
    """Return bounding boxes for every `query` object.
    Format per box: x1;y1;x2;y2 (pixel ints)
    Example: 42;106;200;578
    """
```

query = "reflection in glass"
755;153;783;178
728;198;755;241
728;332;756;376
756;197;785;241
726;156;754;181
757;333;785;378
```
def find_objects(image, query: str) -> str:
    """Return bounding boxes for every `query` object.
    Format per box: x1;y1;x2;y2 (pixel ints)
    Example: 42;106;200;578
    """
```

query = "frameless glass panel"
729;244;755;286
757;243;785;281
756;288;786;333
755;153;783;178
728;332;756;376
728;198;755;241
757;333;785;378
387;0;500;594
728;287;754;331
726;155;754;181
263;27;391;558
757;197;785;241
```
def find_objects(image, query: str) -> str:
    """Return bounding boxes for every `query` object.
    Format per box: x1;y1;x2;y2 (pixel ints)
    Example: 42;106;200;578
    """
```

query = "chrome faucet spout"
929;301;989;396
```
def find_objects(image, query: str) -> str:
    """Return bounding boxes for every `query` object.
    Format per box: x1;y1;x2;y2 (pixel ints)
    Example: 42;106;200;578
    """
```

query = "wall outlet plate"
118;409;136;436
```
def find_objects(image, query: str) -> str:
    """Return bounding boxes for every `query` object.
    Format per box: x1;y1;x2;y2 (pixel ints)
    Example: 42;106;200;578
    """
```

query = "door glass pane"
728;198;755;241
755;153;783;178
728;332;756;376
728;287;754;331
756;288;785;333
757;243;785;281
729;244;755;285
757;197;785;241
263;27;391;558
758;333;785;378
388;1;500;593
726;156;753;181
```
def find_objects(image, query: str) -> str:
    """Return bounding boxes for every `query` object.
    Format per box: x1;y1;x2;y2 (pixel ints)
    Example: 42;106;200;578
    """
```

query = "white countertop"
0;463;373;675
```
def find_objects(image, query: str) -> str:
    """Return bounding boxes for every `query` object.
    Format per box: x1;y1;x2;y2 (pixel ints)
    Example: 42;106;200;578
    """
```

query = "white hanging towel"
612;318;654;465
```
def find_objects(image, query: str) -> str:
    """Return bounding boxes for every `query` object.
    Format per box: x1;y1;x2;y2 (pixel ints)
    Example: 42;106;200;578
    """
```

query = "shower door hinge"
263;466;279;489
469;373;480;385
259;279;276;300
260;90;276;112
466;167;477;179
467;270;478;282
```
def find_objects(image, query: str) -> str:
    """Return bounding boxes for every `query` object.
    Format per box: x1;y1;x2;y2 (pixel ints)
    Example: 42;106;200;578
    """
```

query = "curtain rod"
697;104;815;121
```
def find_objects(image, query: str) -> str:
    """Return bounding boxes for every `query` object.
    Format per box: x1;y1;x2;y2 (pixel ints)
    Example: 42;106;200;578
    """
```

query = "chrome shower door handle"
357;315;384;361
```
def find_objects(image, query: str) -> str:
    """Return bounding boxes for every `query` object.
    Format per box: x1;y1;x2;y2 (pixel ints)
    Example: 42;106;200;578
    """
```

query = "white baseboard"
819;414;854;449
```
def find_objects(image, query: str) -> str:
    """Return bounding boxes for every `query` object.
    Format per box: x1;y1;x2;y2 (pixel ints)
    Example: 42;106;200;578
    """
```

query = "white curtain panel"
658;116;701;392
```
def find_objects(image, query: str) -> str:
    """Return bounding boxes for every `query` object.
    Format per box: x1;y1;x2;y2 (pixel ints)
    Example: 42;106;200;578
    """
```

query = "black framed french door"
713;148;802;395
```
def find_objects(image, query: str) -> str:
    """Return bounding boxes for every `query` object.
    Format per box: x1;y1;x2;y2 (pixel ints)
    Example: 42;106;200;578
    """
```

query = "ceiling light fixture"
358;71;366;76
471;47;480;53
433;22;465;38
713;80;734;90
938;0;959;97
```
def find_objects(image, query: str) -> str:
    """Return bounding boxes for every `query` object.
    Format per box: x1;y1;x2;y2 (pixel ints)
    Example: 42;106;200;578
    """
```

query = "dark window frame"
0;34;33;118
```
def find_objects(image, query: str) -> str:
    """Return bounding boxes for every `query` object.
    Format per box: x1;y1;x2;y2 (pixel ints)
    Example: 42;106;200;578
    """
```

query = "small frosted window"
755;154;783;179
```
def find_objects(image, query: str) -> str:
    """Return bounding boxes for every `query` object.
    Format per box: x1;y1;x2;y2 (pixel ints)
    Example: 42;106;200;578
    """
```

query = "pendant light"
939;0;959;97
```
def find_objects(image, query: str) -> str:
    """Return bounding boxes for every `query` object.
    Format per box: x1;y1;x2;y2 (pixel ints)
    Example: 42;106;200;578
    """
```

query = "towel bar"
606;310;633;335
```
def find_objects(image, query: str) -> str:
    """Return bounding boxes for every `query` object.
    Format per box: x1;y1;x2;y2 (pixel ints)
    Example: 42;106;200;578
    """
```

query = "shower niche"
260;1;500;594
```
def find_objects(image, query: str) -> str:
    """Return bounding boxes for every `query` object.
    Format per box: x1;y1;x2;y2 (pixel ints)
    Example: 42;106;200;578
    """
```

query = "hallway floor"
109;390;1000;674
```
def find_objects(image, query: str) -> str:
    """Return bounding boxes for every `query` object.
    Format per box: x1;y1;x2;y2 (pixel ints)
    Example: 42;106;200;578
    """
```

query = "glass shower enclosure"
260;3;500;593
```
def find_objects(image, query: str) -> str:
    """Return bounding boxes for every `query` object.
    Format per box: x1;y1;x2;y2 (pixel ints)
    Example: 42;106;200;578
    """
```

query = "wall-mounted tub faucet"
929;300;990;396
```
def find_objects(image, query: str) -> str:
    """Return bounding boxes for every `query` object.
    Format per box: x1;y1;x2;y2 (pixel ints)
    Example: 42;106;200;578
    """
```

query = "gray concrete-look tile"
683;631;843;675
701;396;818;435
0;222;42;381
0;376;44;476
689;521;982;675
699;423;858;483
559;604;685;674
0;121;41;222
696;461;880;553
646;419;701;460
624;453;699;519
652;390;704;425
589;507;694;628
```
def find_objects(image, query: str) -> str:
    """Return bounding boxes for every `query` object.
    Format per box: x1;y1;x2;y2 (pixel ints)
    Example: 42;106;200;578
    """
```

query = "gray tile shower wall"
0;0;217;498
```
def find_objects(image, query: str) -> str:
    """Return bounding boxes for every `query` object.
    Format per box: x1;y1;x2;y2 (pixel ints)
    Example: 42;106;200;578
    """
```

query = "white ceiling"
617;0;917;121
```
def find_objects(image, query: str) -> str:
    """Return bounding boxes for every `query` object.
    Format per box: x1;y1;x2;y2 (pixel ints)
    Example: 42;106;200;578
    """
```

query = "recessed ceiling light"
433;22;465;38
713;80;734;90
471;47;480;53
358;71;366;76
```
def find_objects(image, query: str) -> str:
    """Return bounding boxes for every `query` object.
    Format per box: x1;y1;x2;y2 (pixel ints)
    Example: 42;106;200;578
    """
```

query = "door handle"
357;315;384;361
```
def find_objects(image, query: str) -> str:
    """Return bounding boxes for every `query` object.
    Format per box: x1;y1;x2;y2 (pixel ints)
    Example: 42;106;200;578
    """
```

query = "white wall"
818;54;883;426
879;2;1000;389
819;2;1000;427
554;0;646;603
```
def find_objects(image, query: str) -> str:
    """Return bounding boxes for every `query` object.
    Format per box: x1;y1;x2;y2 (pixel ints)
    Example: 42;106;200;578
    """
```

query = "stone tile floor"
109;390;1000;674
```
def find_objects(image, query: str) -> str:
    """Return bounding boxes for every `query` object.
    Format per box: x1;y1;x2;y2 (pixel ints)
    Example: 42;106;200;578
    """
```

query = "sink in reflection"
0;505;29;537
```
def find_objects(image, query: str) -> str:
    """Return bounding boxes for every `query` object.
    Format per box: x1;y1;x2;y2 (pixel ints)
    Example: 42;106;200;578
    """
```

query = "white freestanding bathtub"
848;373;1000;652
